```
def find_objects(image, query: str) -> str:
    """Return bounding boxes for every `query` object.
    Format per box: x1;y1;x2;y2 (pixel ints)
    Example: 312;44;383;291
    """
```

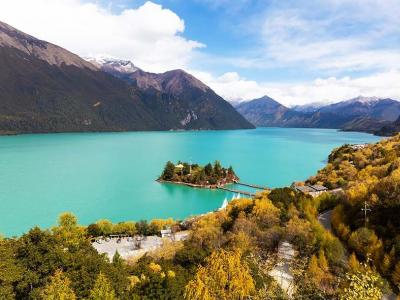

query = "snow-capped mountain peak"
346;96;380;104
85;55;139;74
291;101;333;113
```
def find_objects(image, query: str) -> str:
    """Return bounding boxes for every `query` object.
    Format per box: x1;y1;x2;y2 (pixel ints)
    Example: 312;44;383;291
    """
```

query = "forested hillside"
309;135;400;292
2;136;400;299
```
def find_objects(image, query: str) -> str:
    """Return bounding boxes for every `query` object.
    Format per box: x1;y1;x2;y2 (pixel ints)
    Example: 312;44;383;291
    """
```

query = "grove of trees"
159;160;238;186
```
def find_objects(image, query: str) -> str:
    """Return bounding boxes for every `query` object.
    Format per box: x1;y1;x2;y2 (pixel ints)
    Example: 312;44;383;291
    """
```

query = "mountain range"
0;21;253;134
1;19;399;136
235;96;400;135
87;57;253;130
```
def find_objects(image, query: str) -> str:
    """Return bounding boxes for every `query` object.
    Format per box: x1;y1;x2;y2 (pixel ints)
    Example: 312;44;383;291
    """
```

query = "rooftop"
311;185;328;191
294;185;316;193
294;184;328;193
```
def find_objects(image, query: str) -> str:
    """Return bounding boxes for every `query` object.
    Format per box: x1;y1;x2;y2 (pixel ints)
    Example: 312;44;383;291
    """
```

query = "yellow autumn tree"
348;252;361;272
229;230;254;253
184;249;255;300
88;272;118;300
381;253;393;276
286;215;314;250
307;255;324;286
340;268;384;300
392;262;400;287
148;262;162;273
41;270;76;300
346;182;369;204
149;218;176;232
52;212;85;249
189;213;224;249
112;221;136;235
348;228;382;260
331;205;351;241
318;250;329;272
96;219;113;236
251;198;280;228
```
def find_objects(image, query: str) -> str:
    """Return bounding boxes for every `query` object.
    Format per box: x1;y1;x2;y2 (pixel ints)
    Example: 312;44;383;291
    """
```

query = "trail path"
268;241;296;298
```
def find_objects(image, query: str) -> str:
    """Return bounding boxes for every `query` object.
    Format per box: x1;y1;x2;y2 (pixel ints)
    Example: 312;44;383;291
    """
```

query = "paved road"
317;210;332;232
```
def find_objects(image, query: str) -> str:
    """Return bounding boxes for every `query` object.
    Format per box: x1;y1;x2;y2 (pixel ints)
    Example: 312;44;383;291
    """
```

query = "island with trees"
158;160;239;188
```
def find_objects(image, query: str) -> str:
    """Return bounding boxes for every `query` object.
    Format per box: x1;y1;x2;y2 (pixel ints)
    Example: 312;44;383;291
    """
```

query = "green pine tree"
161;161;175;180
112;251;123;268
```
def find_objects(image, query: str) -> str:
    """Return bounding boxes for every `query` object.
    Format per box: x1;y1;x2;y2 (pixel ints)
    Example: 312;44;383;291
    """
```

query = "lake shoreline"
0;126;390;137
156;179;237;190
0;127;256;137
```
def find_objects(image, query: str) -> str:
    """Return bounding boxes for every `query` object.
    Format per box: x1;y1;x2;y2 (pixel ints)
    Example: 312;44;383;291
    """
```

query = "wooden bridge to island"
216;182;270;197
236;182;270;190
216;186;256;197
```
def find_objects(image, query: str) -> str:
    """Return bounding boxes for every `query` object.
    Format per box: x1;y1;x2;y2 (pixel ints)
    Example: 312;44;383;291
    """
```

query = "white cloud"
192;70;265;101
202;0;400;74
258;3;400;73
193;69;400;106
0;0;204;72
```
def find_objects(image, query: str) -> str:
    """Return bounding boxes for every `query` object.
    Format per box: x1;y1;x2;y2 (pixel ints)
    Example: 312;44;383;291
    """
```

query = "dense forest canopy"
2;136;400;299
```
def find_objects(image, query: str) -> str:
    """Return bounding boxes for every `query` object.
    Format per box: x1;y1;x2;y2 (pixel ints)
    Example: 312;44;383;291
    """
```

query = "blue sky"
101;0;400;79
1;0;400;104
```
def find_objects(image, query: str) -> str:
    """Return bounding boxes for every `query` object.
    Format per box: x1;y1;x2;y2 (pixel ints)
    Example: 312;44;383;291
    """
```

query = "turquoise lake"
0;128;381;236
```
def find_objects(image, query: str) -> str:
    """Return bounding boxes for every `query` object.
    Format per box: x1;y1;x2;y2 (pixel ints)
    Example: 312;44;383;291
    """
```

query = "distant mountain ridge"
235;95;400;135
235;96;290;127
318;96;400;121
0;21;253;134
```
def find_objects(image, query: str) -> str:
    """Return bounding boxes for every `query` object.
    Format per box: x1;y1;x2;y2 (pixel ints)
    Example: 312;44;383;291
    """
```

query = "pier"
236;182;270;190
216;186;255;197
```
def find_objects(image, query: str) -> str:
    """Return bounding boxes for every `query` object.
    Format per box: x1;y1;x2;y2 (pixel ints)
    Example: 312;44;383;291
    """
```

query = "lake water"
0;128;380;236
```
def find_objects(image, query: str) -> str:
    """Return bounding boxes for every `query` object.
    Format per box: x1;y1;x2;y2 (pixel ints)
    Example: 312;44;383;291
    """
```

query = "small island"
158;160;239;188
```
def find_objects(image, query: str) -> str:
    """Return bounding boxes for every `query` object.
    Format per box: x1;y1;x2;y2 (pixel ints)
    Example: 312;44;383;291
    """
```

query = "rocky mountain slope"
0;21;253;134
87;57;254;130
236;95;400;134
0;21;161;134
